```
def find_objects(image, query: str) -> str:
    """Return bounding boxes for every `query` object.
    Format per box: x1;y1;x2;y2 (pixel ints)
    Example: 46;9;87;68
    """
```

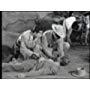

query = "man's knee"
64;42;70;50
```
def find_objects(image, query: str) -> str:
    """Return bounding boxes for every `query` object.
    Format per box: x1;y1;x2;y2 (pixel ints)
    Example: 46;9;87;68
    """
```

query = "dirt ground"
2;45;90;79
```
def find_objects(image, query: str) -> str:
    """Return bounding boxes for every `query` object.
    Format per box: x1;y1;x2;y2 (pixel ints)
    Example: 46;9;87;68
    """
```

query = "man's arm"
57;38;64;58
20;41;34;56
41;35;53;58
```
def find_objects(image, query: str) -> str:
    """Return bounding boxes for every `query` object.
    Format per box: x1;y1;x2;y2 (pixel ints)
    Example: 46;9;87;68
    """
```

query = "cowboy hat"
70;67;89;78
52;24;66;38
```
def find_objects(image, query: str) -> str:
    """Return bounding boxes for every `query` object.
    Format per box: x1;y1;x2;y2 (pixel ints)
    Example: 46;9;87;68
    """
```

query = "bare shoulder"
43;30;53;36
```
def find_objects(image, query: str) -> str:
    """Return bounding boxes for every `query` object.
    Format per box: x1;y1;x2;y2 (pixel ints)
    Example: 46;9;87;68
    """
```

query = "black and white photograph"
2;11;90;79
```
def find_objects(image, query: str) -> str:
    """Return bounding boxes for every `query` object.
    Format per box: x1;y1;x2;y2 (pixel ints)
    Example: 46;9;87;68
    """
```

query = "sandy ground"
2;45;90;79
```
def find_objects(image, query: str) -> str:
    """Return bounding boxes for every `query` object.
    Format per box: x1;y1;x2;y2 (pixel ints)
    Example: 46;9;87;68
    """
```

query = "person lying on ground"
2;58;60;78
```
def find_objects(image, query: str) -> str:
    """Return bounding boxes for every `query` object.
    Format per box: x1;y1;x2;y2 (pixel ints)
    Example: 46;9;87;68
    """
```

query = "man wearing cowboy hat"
41;23;70;66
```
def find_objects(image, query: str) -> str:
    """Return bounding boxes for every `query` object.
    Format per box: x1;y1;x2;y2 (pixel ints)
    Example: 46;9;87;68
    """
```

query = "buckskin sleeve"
41;35;53;58
57;38;64;58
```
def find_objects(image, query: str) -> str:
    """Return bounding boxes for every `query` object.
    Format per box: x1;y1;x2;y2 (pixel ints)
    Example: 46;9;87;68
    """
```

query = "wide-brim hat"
52;24;66;38
70;67;89;78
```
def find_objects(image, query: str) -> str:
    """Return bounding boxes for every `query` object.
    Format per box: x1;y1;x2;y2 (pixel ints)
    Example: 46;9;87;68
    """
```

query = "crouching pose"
13;29;43;61
13;24;70;66
41;24;70;66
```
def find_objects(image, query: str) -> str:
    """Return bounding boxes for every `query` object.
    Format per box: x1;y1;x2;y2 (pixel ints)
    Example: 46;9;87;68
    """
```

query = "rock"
2;12;39;28
5;19;35;33
2;45;13;63
17;73;25;78
2;31;19;47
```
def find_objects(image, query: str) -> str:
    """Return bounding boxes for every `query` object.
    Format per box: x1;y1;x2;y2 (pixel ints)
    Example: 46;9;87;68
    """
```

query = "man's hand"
31;53;39;60
46;48;53;57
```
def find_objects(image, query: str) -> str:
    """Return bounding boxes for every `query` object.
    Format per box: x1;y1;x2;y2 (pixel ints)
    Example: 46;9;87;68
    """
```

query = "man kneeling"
41;24;70;66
